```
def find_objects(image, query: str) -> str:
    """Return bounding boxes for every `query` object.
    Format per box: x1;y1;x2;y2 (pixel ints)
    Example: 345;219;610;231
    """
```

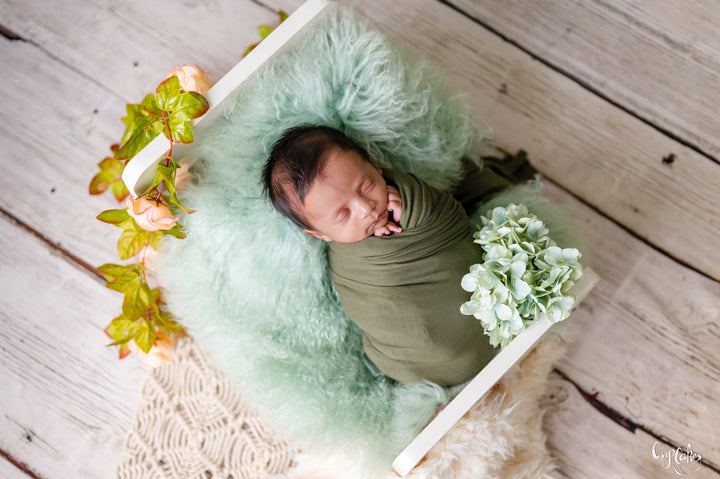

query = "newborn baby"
263;125;510;386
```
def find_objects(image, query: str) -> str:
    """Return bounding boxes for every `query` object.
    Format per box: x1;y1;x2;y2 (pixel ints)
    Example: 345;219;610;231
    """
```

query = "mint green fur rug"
156;5;573;473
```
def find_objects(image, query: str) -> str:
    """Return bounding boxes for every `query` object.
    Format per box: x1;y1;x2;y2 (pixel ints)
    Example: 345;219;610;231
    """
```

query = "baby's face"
300;148;390;243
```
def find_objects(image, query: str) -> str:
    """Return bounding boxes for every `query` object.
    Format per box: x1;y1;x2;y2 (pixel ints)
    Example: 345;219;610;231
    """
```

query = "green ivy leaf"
134;319;155;353
97;206;141;232
140;93;162;118
120;103;145;142
117;228;151;260
155;76;183;112
151;305;184;337
164;224;187;239
153;77;209;144
97;263;133;282
122;279;152;321
104;315;139;344
116;97;165;161
166;184;193;213
89;157;129;201
244;10;288;57
156;159;195;214
146;156;175;193
156;158;177;185
258;24;273;39
116;116;164;160
105;265;142;293
97;207;130;225
177;90;210;117
165;92;209;144
166;111;194;143
149;288;161;305
145;157;192;214
109;178;130;202
119;215;143;232
243;42;259;58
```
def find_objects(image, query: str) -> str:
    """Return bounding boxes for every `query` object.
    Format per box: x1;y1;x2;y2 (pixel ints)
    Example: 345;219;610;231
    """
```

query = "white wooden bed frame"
120;0;600;475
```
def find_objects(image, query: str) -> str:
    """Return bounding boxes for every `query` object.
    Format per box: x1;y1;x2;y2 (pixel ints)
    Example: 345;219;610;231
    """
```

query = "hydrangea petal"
461;273;478;292
460;300;480;316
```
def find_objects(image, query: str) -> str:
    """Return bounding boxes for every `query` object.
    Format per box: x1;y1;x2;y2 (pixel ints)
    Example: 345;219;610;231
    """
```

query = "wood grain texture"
542;373;717;479
449;0;720;161
0;0;280;101
339;0;720;283
0;455;38;479
1;0;719;476
541;181;720;466
0;35;122;267
0;213;147;479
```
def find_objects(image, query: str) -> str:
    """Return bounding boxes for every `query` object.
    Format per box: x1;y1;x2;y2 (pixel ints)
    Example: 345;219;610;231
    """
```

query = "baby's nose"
356;196;374;216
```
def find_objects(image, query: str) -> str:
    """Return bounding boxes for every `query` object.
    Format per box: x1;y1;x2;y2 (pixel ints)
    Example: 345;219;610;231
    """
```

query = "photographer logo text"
652;442;702;475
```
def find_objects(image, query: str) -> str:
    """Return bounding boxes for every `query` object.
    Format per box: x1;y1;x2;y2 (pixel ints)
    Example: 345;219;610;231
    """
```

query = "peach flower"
126;196;178;232
129;332;174;368
166;64;213;95
137;244;158;272
174;159;198;189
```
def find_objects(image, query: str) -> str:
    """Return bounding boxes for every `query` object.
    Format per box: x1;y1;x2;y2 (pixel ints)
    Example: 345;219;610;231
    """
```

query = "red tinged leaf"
118;342;131;359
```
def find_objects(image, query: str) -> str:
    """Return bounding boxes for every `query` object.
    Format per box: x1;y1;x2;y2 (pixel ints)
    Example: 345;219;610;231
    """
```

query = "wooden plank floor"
1;0;718;477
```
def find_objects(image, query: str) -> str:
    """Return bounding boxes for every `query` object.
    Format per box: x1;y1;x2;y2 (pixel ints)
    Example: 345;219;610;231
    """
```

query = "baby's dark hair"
262;125;370;228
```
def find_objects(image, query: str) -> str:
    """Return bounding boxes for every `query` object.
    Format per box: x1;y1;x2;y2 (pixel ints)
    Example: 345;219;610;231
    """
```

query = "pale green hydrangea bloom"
461;203;583;348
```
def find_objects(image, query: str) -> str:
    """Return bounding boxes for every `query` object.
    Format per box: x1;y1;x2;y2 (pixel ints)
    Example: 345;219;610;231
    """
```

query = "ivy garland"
90;11;287;364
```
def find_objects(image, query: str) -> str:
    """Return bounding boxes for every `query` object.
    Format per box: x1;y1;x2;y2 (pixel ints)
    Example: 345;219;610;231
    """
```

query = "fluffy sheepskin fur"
272;332;571;479
156;4;576;475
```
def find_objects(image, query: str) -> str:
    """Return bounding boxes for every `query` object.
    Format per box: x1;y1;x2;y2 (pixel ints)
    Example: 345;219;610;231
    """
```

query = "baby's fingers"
388;200;402;223
373;225;391;237
387;188;401;202
385;221;402;233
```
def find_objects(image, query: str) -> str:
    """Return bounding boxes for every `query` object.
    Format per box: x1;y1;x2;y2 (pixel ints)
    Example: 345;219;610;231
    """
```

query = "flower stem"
155;182;165;202
162;113;174;159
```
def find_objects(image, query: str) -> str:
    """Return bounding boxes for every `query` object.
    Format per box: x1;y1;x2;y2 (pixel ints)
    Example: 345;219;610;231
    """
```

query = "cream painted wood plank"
0;35;133;267
450;0;720;161
5;0;720;476
338;0;720;282
541;374;717;479
0;459;31;479
0;0;282;101
0;213;147;478
540;180;720;467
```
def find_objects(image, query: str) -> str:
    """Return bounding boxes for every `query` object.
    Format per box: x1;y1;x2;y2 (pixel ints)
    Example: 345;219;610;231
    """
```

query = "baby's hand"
386;185;402;225
373;185;403;237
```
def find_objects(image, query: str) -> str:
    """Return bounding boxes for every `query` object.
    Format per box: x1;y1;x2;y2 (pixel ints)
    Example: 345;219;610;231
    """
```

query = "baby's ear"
303;228;332;242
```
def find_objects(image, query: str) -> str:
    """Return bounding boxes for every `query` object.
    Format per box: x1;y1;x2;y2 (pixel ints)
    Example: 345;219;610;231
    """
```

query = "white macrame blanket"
116;336;296;478
118;329;572;478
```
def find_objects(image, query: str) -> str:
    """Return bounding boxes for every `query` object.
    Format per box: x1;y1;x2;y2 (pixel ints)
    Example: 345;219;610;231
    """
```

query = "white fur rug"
280;330;570;479
118;328;571;478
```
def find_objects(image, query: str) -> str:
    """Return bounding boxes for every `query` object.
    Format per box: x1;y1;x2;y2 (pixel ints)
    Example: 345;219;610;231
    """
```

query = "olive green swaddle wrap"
328;168;502;386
